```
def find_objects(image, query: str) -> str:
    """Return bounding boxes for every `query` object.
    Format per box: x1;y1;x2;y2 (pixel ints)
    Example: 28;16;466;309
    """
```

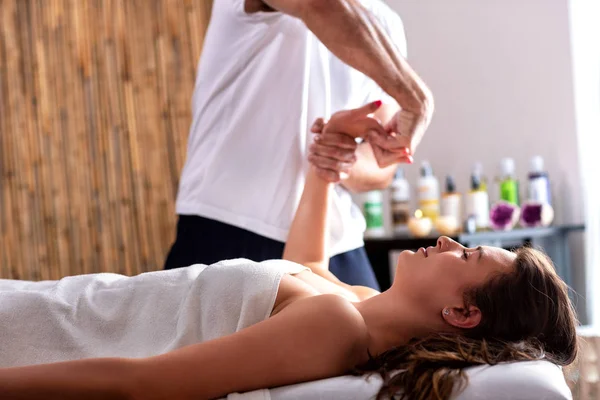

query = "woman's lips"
420;247;428;257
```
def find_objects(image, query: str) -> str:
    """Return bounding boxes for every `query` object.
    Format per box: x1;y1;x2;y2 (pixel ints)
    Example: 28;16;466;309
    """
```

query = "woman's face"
393;237;516;315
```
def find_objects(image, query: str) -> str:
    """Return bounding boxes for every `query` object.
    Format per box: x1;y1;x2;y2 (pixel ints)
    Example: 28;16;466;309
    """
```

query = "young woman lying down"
0;103;577;400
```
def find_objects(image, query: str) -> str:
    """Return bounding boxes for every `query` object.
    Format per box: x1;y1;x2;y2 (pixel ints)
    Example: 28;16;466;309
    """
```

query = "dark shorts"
164;215;380;290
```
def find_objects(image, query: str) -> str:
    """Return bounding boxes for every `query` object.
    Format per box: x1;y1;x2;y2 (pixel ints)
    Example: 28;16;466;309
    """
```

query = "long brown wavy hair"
355;247;578;400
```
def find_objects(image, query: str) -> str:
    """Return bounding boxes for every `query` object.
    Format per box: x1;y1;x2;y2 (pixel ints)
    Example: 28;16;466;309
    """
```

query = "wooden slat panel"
0;0;213;279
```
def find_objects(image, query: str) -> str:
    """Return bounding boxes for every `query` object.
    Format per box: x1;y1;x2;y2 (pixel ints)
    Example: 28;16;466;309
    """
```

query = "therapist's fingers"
311;118;325;134
369;141;413;167
308;154;355;174
313;132;357;150
313;167;343;183
309;142;357;163
367;130;412;151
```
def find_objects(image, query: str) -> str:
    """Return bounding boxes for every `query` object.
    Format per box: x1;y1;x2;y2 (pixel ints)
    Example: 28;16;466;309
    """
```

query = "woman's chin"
399;249;417;261
394;250;416;274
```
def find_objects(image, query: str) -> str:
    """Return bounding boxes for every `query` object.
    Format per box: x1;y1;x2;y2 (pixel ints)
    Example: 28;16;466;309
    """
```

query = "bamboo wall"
0;0;213;280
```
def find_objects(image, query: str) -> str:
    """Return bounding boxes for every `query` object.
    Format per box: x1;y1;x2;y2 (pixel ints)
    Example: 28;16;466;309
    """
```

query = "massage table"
227;360;571;399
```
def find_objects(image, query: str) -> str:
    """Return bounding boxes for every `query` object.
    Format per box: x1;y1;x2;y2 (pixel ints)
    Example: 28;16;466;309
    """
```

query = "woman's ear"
442;305;481;329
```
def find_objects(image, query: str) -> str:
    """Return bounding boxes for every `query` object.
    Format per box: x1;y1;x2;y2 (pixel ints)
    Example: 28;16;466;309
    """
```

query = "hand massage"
0;0;586;399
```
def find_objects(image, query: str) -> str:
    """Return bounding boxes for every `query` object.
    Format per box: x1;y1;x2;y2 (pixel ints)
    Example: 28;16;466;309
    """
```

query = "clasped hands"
308;100;427;183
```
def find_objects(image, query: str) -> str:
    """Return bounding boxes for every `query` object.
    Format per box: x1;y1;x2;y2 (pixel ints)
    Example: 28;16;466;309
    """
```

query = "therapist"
164;0;434;289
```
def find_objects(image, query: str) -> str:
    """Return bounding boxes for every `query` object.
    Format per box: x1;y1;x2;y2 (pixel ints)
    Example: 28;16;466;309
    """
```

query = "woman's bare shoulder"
271;273;320;316
276;293;371;355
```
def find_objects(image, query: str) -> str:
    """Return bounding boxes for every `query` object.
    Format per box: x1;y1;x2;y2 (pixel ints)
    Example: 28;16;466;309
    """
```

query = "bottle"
528;156;551;204
465;173;490;231
390;168;411;234
472;162;488;192
417;161;440;221
363;190;385;237
441;175;462;223
499;158;520;205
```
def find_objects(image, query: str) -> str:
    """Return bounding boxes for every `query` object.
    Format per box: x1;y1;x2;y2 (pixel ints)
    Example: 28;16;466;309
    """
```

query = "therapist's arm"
247;0;433;118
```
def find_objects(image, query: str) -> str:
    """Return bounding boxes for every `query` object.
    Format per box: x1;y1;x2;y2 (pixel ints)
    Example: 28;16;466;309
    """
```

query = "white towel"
0;258;307;368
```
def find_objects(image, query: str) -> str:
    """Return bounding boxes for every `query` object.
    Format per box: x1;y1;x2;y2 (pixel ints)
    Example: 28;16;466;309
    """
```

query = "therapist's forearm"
0;358;135;399
264;0;432;114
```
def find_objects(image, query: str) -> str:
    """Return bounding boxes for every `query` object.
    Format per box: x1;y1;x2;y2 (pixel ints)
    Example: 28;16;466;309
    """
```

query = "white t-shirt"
176;0;407;256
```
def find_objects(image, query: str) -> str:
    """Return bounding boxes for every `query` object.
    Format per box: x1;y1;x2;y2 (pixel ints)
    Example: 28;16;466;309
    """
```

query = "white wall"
377;0;587;319
383;0;582;222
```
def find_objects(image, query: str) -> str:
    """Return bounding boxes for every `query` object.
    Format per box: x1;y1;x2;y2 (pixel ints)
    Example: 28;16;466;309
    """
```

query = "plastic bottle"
473;162;488;192
465;173;490;231
499;158;520;206
390;168;411;234
363;190;385;237
528;156;551;205
417;161;440;221
441;175;462;223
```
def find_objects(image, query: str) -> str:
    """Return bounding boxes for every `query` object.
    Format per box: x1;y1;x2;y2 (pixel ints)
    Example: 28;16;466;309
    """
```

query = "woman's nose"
437;236;460;251
436;236;447;250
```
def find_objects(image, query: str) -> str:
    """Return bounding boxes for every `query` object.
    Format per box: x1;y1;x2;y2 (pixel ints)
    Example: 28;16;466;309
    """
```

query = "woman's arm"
0;295;368;399
282;166;336;279
283;102;385;282
0;358;133;400
282;167;379;301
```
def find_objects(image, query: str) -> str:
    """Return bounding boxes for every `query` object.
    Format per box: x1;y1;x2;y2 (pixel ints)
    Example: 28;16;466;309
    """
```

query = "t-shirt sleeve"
230;0;285;22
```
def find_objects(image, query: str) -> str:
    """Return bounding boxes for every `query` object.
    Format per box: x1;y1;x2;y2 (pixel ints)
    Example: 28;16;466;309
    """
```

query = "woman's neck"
353;290;434;357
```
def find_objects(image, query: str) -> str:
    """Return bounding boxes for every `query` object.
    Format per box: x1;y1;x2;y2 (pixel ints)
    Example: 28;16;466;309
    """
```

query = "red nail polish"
374;100;382;108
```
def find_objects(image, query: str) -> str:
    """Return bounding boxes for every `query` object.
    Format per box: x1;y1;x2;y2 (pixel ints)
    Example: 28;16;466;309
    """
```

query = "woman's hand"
318;100;388;139
308;101;387;183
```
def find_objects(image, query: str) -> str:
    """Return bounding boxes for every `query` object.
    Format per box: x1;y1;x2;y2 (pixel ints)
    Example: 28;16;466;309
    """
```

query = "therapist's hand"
308;101;389;183
308;127;357;182
367;108;430;167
